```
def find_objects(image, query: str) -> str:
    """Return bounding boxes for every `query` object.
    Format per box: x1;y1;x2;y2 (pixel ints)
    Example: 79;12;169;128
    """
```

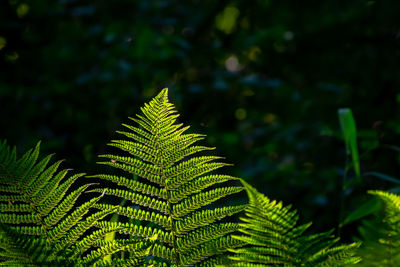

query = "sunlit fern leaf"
354;190;400;266
0;140;117;265
227;180;361;266
90;88;245;266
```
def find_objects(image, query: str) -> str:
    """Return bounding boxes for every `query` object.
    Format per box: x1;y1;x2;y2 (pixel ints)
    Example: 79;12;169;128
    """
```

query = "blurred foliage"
1;0;400;241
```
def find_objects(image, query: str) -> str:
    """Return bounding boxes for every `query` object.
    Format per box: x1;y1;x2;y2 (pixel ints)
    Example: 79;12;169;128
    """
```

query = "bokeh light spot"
264;113;277;124
235;108;247;120
273;42;286;53
225;55;241;72
0;37;6;50
283;31;294;41
17;3;29;18
248;46;261;61
215;6;240;34
6;51;19;62
242;89;254;96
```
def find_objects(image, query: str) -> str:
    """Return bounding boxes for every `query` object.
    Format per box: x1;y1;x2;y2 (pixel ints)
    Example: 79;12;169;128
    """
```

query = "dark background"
1;0;400;241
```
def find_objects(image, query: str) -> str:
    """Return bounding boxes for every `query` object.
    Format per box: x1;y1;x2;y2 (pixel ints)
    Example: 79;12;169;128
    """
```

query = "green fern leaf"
228;180;361;266
0;140;117;265
354;190;400;266
91;88;245;266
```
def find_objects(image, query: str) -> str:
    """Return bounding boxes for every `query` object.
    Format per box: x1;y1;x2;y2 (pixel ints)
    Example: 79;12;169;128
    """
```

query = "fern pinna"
0;140;124;266
89;88;246;266
228;180;361;266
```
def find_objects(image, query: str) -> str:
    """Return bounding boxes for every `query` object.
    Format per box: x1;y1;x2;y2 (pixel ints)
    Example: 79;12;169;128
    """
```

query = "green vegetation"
1;89;399;266
229;180;360;266
2;0;399;237
87;89;245;266
0;141;121;265
1;0;400;265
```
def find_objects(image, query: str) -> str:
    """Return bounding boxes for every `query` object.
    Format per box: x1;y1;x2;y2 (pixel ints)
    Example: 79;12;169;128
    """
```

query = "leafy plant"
338;108;361;184
0;140;130;266
228;180;361;266
88;88;246;266
0;89;367;266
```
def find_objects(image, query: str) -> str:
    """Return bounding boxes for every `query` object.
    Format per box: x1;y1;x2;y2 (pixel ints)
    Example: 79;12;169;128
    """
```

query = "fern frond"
228;180;361;266
93;88;244;265
0;141;117;265
354;190;400;266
